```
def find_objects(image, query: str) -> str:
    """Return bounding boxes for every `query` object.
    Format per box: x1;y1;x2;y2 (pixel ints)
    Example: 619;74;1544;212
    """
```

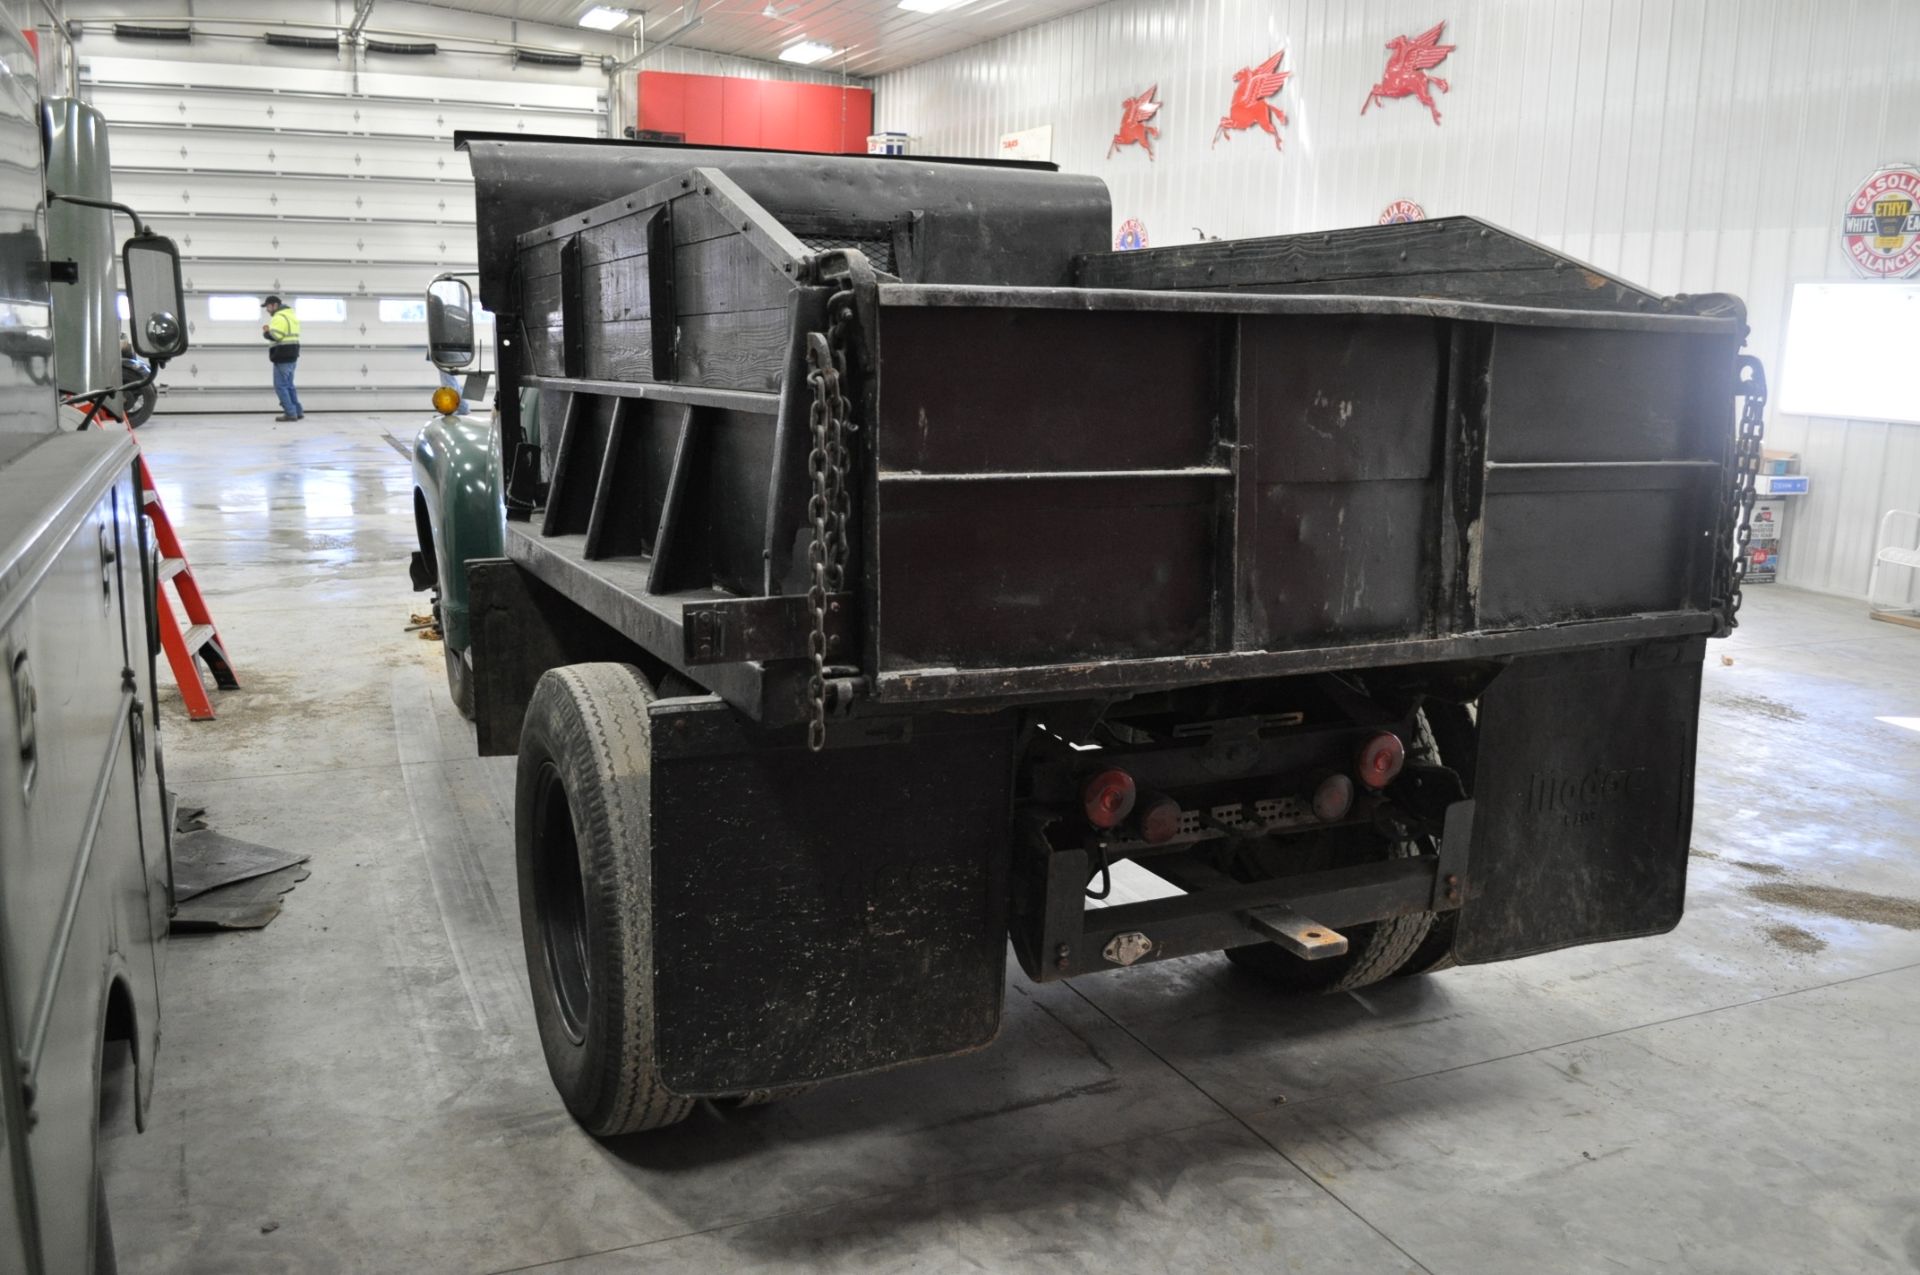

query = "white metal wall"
876;0;1920;601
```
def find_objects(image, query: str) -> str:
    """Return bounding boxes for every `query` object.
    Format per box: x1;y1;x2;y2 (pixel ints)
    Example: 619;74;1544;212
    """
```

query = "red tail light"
1313;773;1354;822
1356;732;1405;789
1082;768;1138;829
1139;795;1182;844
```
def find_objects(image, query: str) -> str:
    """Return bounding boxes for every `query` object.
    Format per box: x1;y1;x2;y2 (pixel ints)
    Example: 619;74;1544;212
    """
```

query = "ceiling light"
779;40;836;64
577;5;631;29
899;0;978;11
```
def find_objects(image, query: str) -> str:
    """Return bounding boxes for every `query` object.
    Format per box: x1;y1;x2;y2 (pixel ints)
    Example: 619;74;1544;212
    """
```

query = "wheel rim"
533;761;592;1044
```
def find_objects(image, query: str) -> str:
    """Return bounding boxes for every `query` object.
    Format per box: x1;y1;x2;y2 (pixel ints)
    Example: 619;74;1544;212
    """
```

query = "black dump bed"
460;137;1747;732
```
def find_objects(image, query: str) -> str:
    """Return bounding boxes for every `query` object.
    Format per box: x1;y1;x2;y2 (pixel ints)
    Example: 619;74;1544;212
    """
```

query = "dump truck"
408;134;1763;1138
0;9;191;1271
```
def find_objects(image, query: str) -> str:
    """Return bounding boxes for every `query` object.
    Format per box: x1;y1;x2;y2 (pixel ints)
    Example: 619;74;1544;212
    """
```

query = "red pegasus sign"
1213;50;1291;150
1363;21;1455;124
1109;84;1162;160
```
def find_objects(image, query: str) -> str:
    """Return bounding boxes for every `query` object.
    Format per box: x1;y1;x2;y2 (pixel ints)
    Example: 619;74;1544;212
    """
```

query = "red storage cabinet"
637;71;873;154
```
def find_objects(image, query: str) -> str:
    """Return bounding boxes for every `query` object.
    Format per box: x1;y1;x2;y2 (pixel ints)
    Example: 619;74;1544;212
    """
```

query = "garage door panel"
88;50;601;409
88;84;599;140
110;126;477;183
148;215;472;264
115;171;472;224
90;56;602;113
179;262;475;296
168;346;451;390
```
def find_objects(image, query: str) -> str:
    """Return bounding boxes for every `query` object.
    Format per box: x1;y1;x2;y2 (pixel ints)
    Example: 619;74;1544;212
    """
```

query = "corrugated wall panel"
877;0;1920;601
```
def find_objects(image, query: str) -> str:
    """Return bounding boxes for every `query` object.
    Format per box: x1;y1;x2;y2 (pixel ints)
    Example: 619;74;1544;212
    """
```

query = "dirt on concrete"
1763;923;1828;955
1747;881;1920;931
1707;691;1807;723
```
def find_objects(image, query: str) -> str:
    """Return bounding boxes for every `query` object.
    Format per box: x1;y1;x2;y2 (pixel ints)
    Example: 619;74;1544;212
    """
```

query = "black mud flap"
1454;637;1705;964
645;698;1015;1095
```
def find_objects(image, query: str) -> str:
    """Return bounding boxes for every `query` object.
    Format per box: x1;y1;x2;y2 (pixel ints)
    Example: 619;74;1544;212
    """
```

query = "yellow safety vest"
268;309;302;342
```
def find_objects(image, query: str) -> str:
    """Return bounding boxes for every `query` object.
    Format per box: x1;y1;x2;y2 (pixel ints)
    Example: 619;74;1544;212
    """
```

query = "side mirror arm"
47;191;152;238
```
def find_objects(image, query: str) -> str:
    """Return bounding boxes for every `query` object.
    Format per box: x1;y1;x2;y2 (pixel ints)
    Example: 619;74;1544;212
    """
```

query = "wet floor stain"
1707;691;1807;723
1763;923;1828;955
1747;881;1920;931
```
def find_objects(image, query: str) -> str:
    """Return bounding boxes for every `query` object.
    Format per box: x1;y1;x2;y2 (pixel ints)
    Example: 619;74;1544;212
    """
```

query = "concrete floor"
105;411;1920;1275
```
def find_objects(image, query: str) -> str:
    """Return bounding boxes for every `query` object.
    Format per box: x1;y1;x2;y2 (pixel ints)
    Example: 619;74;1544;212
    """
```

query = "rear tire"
1223;836;1434;994
444;644;474;720
1390;701;1479;978
516;663;693;1137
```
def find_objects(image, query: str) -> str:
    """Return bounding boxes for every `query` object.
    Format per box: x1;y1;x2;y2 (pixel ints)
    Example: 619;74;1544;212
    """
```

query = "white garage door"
83;53;604;412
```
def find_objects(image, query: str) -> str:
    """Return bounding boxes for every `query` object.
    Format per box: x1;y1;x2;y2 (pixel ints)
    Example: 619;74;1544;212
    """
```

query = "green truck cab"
409;275;508;717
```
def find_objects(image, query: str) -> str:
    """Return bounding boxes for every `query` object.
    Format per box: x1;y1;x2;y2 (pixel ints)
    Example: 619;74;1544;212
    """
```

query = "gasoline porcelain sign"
1842;164;1920;278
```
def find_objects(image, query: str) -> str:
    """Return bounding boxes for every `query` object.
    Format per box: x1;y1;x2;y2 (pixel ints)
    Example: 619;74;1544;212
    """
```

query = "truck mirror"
427;276;475;370
123;233;188;363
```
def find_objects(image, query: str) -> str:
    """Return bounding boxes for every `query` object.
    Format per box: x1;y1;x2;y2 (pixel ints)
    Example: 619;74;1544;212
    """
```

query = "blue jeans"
272;360;303;417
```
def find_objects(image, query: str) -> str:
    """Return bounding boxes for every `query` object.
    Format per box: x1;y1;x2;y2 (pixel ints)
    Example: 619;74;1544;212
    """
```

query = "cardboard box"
1760;449;1799;476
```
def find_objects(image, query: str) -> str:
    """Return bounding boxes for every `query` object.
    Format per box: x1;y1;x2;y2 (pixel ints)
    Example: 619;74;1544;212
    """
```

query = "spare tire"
1223;830;1435;994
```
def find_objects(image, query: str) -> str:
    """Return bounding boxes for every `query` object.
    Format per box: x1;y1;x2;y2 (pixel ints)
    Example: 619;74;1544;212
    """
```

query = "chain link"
1716;355;1768;635
804;283;858;751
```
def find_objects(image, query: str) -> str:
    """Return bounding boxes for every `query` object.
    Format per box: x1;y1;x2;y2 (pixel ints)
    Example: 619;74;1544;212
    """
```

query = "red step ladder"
69;399;239;720
141;456;239;720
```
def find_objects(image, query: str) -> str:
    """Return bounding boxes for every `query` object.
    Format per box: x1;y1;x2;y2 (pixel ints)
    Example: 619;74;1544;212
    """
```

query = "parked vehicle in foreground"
412;134;1763;1138
410;274;503;718
0;12;187;1269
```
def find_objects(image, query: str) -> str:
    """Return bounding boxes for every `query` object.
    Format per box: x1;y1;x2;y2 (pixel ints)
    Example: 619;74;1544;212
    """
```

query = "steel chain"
803;282;858;751
1719;355;1768;633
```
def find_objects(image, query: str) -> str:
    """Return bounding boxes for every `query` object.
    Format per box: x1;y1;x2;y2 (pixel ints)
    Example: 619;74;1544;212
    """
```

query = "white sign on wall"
998;123;1054;163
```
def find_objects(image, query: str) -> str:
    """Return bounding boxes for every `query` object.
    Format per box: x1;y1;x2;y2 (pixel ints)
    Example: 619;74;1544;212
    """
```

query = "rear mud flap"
646;700;1015;1095
1454;637;1705;964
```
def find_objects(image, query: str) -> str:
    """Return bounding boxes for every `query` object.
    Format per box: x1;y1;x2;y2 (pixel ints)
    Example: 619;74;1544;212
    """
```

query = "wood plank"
582;318;654;382
669;193;741;249
580;254;652;323
673;233;787;318
675;308;789;393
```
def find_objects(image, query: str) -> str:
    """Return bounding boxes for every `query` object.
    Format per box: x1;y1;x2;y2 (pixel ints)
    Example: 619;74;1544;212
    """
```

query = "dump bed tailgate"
865;284;1742;704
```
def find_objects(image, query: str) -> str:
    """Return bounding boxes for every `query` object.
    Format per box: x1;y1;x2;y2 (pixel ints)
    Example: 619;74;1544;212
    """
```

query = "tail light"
1356;732;1405;789
1312;773;1354;822
1139;795;1182;844
1082;768;1137;829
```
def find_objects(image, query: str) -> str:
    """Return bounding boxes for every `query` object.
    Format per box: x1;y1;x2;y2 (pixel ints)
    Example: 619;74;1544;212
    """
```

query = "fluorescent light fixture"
899;0;978;11
779;40;836;64
577;5;631;30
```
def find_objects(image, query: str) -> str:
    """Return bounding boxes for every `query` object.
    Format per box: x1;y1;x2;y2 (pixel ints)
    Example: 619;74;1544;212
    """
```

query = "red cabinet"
638;72;872;154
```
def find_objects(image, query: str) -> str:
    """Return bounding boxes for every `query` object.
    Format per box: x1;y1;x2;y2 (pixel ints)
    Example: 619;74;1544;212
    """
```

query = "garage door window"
380;298;426;323
295;297;348;323
207;295;261;321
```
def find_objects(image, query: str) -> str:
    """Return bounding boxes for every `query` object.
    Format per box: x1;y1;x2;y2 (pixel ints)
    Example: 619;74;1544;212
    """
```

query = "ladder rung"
159;557;187;582
181;624;216;652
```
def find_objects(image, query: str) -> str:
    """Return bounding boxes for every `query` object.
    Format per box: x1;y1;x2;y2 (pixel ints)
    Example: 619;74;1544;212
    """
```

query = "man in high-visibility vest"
261;295;304;421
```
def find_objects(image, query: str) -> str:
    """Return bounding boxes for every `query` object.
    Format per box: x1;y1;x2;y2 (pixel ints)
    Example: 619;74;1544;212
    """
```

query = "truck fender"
411;411;504;655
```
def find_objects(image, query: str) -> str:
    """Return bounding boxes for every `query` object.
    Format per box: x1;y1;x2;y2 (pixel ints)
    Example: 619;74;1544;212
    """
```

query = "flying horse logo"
1363;21;1456;125
1109;84;1162;159
1213;49;1291;149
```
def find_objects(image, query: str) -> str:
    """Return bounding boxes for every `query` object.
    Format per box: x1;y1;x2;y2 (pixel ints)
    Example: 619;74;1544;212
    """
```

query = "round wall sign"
1842;164;1920;278
1115;218;1149;251
1379;200;1427;224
